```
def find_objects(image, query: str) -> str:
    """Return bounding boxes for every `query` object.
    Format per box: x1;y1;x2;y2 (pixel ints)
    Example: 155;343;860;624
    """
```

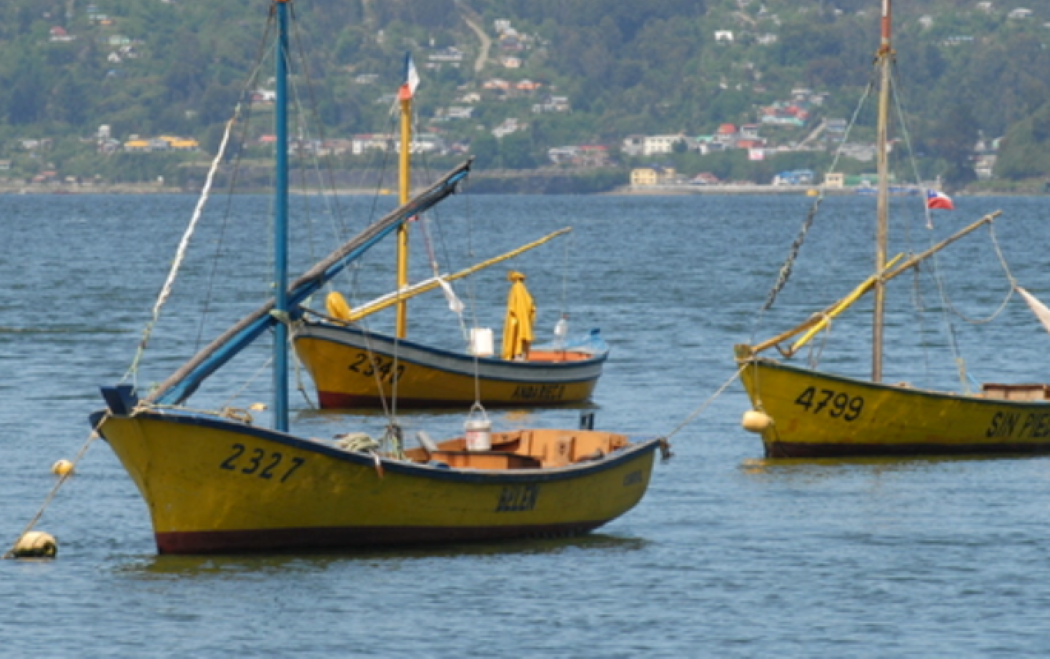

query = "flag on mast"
926;189;954;210
399;53;420;101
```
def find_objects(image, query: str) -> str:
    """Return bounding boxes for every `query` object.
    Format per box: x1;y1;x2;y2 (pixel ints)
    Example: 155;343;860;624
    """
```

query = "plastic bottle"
553;314;568;348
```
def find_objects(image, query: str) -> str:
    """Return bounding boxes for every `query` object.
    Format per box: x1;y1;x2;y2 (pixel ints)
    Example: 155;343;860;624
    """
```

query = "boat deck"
403;429;630;470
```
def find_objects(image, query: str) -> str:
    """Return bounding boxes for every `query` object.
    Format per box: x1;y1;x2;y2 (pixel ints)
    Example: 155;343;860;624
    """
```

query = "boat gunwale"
739;356;1050;409
91;408;662;484
295;322;608;378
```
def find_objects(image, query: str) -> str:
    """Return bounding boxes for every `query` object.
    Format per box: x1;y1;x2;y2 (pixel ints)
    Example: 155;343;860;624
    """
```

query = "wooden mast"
872;0;893;382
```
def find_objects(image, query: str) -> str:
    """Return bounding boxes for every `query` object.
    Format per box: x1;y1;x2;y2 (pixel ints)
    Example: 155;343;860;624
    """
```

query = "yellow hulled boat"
735;0;1050;459
292;50;606;410
91;1;664;554
736;347;1050;458
93;399;659;553
294;324;605;408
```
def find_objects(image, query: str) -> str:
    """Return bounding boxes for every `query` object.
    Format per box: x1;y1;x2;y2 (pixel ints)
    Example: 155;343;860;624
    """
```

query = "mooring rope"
2;419;105;559
662;365;746;442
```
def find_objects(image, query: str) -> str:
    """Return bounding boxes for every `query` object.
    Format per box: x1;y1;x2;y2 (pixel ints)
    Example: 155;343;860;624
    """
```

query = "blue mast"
273;0;290;431
102;1;472;414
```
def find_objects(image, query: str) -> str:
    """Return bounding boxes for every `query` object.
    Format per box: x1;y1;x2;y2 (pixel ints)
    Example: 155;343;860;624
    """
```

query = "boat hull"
738;357;1050;458
92;410;658;554
293;324;605;408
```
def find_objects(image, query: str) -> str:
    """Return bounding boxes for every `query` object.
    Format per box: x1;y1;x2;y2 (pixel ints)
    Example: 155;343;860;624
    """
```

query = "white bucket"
469;328;494;356
464;417;492;451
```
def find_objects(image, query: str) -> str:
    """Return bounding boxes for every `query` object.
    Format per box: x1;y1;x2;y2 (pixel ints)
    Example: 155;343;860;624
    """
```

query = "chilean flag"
398;53;420;101
926;189;954;210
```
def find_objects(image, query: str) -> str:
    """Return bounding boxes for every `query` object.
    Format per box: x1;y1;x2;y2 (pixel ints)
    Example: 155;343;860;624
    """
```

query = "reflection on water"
119;533;649;580
740;452;1048;476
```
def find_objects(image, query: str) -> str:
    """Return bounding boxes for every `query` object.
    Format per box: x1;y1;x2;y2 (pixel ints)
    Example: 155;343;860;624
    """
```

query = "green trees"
994;102;1050;181
0;0;1049;185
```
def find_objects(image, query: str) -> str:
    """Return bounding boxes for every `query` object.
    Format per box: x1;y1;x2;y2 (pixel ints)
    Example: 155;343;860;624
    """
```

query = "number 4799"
794;386;864;421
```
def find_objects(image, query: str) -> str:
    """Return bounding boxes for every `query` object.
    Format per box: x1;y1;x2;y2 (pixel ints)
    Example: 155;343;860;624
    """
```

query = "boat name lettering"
496;484;539;512
986;411;1050;439
794;387;864;421
511;384;565;401
348;353;404;384
623;470;643;486
220;443;305;482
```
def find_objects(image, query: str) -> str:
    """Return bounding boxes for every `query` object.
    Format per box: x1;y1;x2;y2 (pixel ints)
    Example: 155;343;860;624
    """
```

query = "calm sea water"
3;190;1050;656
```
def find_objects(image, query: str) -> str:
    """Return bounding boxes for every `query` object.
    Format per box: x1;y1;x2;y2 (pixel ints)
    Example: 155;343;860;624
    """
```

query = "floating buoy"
248;402;267;411
741;410;773;433
51;459;75;476
11;531;57;559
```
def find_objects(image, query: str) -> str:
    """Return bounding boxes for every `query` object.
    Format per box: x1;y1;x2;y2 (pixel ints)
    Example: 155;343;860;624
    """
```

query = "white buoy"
51;459;74;476
741;410;773;433
11;531;57;559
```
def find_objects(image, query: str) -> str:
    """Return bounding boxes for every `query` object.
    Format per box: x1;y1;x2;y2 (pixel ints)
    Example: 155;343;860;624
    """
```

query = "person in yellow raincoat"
501;271;535;360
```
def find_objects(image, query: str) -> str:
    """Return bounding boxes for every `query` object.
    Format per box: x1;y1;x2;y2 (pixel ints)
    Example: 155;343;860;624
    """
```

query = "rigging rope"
122;112;240;386
124;11;280;384
559;230;572;319
935;223;1017;325
885;60;943;386
754;77;875;331
2;420;104;559
661;365;746;441
756;197;821;316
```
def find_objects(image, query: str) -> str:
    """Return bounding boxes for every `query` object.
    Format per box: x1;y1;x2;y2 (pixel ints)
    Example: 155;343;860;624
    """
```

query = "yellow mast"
343;228;572;323
395;68;412;339
872;0;893;382
744;211;999;358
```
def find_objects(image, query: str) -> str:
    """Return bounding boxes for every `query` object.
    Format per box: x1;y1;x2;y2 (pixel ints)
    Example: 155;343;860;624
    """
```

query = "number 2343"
349;353;404;383
794;386;864;421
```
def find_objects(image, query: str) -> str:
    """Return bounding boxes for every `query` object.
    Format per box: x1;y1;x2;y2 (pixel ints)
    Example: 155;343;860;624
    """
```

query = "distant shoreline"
1;181;1043;197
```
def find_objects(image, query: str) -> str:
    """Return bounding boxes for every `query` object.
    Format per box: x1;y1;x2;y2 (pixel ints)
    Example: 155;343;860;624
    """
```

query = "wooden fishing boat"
734;0;1050;458
292;54;606;409
93;394;660;553
91;0;664;554
736;345;1050;458
294;324;606;408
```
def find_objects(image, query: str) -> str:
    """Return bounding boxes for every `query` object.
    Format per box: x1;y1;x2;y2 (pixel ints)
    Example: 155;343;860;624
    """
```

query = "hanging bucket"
469;328;494;357
464;406;492;451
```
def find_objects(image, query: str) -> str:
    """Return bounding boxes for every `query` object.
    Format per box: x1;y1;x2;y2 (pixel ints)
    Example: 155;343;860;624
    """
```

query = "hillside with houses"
1;0;1050;192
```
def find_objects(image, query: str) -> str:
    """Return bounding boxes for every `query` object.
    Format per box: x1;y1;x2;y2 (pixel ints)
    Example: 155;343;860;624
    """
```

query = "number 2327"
794;387;864;421
220;443;305;483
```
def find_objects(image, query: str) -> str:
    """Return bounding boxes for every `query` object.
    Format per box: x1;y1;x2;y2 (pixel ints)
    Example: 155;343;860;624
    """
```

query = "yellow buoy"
741;410;773;433
248;402;267;411
325;291;352;321
51;459;75;476
11;531;57;559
